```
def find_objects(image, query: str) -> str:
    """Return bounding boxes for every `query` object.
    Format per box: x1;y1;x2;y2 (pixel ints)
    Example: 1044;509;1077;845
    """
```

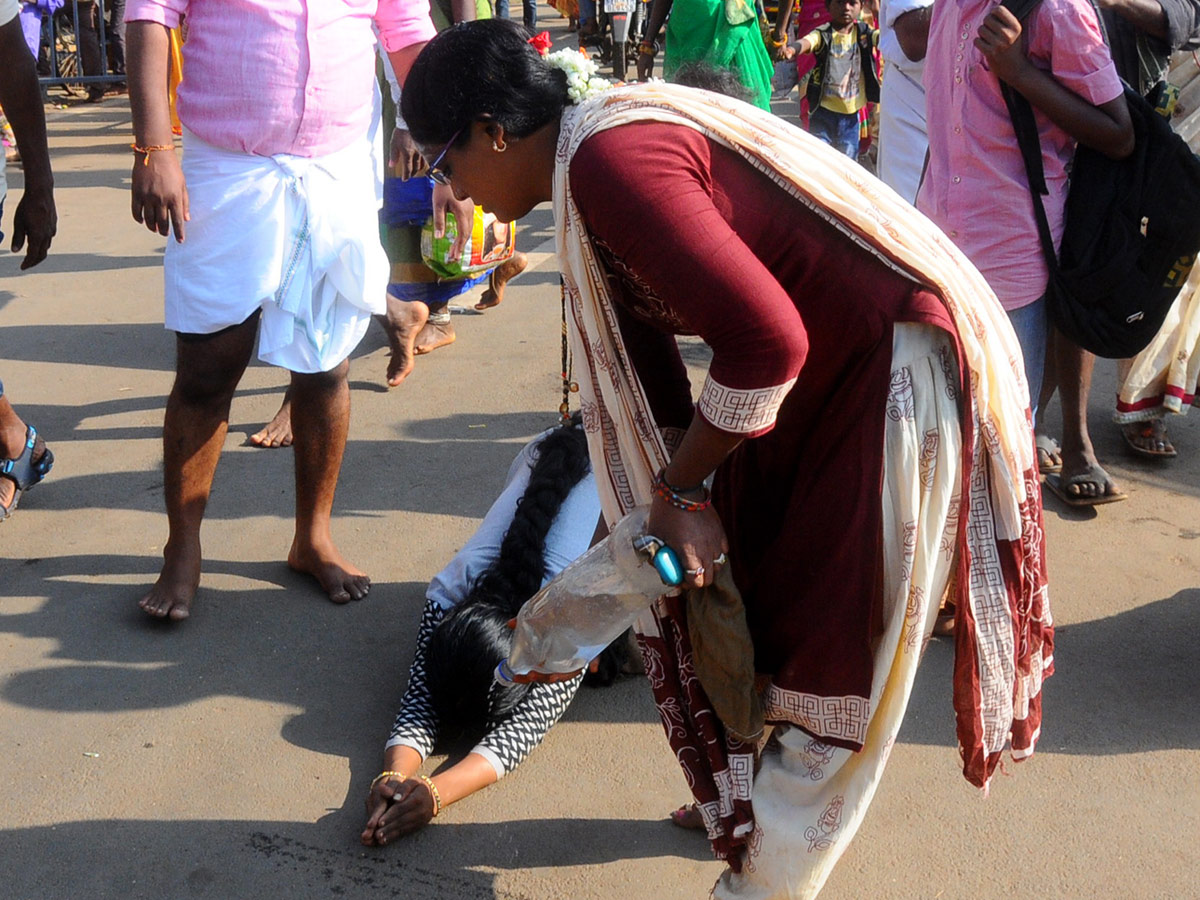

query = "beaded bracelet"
417;774;442;817
652;468;711;512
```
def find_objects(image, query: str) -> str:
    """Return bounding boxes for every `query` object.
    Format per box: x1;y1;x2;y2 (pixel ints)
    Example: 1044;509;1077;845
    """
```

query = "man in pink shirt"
918;0;1133;505
125;0;437;622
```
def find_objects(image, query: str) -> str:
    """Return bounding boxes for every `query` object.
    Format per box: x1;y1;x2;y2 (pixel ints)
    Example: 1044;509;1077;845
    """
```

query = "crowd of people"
2;0;1199;898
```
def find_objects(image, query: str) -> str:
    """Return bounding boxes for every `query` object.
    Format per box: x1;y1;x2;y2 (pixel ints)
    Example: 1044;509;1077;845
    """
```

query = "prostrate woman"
401;22;1051;899
362;420;601;845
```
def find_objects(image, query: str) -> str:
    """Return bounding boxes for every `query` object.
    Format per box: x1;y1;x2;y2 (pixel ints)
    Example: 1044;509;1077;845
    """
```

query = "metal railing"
32;0;126;90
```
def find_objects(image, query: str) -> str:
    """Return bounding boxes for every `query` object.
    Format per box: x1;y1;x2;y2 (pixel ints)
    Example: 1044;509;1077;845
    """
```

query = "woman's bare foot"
287;539;371;604
669;803;706;831
139;542;202;621
414;316;456;355
383;293;429;386
249;396;293;448
475;252;528;311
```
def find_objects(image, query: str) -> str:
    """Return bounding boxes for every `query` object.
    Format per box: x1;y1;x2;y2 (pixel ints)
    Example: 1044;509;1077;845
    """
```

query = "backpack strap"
996;0;1059;271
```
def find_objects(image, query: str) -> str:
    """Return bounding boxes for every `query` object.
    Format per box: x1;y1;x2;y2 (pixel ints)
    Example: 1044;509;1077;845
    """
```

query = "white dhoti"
1114;263;1200;423
713;323;963;900
164;114;389;374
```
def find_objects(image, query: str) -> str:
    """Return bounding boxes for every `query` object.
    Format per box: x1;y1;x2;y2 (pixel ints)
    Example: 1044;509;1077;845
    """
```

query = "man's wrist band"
131;143;175;165
638;39;660;56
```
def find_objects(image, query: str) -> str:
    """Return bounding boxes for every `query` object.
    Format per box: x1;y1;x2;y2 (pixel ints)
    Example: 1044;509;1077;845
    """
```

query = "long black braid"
425;416;591;740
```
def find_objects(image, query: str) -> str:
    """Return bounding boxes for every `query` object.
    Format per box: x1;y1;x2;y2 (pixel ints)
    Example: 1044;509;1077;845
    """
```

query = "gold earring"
492;140;507;152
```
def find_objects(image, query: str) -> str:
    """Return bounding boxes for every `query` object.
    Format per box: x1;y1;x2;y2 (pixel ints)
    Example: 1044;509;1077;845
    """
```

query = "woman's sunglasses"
427;127;463;186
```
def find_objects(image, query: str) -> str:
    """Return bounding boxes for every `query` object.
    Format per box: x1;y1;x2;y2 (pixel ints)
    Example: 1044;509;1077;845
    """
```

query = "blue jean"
495;0;538;27
808;106;859;159
1006;296;1048;426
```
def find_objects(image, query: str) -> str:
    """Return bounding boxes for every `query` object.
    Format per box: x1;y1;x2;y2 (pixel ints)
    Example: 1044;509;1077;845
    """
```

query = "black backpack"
999;0;1200;359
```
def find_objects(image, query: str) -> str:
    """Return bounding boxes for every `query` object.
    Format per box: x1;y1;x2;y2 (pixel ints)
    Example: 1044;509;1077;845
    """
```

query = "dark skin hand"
363;778;436;843
893;5;931;63
127;21;188;241
976;7;1134;160
0;18;56;268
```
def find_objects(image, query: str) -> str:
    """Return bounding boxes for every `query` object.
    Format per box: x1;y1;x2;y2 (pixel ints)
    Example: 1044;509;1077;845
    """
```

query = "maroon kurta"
570;122;958;750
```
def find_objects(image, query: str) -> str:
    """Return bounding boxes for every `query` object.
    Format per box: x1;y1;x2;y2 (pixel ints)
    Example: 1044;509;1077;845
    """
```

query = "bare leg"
286;359;370;603
382;292;429;386
1057;340;1122;501
140;316;259;621
249;388;293;448
414;304;456;355
475;252;529;311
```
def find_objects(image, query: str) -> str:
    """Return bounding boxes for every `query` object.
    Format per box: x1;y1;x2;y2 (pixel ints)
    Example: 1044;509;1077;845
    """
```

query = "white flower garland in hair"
545;48;612;104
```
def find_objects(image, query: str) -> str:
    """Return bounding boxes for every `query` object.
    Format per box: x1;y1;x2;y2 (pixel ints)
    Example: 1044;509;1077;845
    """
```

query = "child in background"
785;0;879;157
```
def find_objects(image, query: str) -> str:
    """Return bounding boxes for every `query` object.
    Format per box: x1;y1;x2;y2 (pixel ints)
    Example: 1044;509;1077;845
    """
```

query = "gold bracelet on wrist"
130;142;176;166
371;770;407;789
417;774;442;817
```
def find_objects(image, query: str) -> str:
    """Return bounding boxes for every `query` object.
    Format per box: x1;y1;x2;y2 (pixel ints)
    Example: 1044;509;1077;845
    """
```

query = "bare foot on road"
475;252;528;311
288;539;371;604
249;396;293;448
139;543;202;621
414;318;456;355
384;293;429;387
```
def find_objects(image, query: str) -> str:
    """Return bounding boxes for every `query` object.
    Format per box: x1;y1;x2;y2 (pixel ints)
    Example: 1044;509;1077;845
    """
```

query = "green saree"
663;0;773;110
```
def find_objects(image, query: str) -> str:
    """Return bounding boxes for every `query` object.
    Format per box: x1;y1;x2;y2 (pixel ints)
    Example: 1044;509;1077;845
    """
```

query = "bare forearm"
0;23;52;188
644;0;673;44
773;1;794;41
127;22;174;145
893;6;931;62
1096;0;1168;39
451;0;477;23
663;414;744;490
387;42;427;87
429;753;498;808
1008;65;1134;160
381;744;425;779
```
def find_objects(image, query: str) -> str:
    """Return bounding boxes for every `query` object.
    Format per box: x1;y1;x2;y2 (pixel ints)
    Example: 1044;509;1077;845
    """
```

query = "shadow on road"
900;588;1200;755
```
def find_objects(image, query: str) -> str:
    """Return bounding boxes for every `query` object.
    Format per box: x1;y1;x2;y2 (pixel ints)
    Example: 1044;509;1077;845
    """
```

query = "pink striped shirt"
125;0;436;158
916;0;1122;310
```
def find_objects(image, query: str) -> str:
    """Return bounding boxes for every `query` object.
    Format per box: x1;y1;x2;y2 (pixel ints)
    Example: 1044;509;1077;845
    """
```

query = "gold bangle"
130;142;175;166
371;770;407;789
417;774;442;817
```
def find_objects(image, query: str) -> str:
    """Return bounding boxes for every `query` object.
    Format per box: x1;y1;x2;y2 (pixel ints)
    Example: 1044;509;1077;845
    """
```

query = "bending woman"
401;21;1052;899
361;420;601;845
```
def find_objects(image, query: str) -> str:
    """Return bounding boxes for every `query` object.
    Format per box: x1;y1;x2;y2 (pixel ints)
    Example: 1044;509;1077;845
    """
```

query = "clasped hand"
361;776;435;846
974;6;1027;84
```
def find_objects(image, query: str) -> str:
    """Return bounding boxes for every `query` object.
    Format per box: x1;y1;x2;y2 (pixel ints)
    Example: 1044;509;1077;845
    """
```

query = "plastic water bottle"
495;506;683;682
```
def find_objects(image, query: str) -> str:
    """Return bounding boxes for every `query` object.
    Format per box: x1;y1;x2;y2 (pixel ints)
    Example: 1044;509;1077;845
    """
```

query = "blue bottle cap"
494;659;516;684
652;546;684;586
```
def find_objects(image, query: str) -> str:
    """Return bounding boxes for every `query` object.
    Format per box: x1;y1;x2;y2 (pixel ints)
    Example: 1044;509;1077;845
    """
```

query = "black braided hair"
401;18;570;152
425;416;591;740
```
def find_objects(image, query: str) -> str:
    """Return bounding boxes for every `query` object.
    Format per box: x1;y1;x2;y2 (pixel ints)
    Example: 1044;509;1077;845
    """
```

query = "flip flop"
1035;434;1063;475
0;424;54;522
1121;420;1177;459
1044;465;1128;507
